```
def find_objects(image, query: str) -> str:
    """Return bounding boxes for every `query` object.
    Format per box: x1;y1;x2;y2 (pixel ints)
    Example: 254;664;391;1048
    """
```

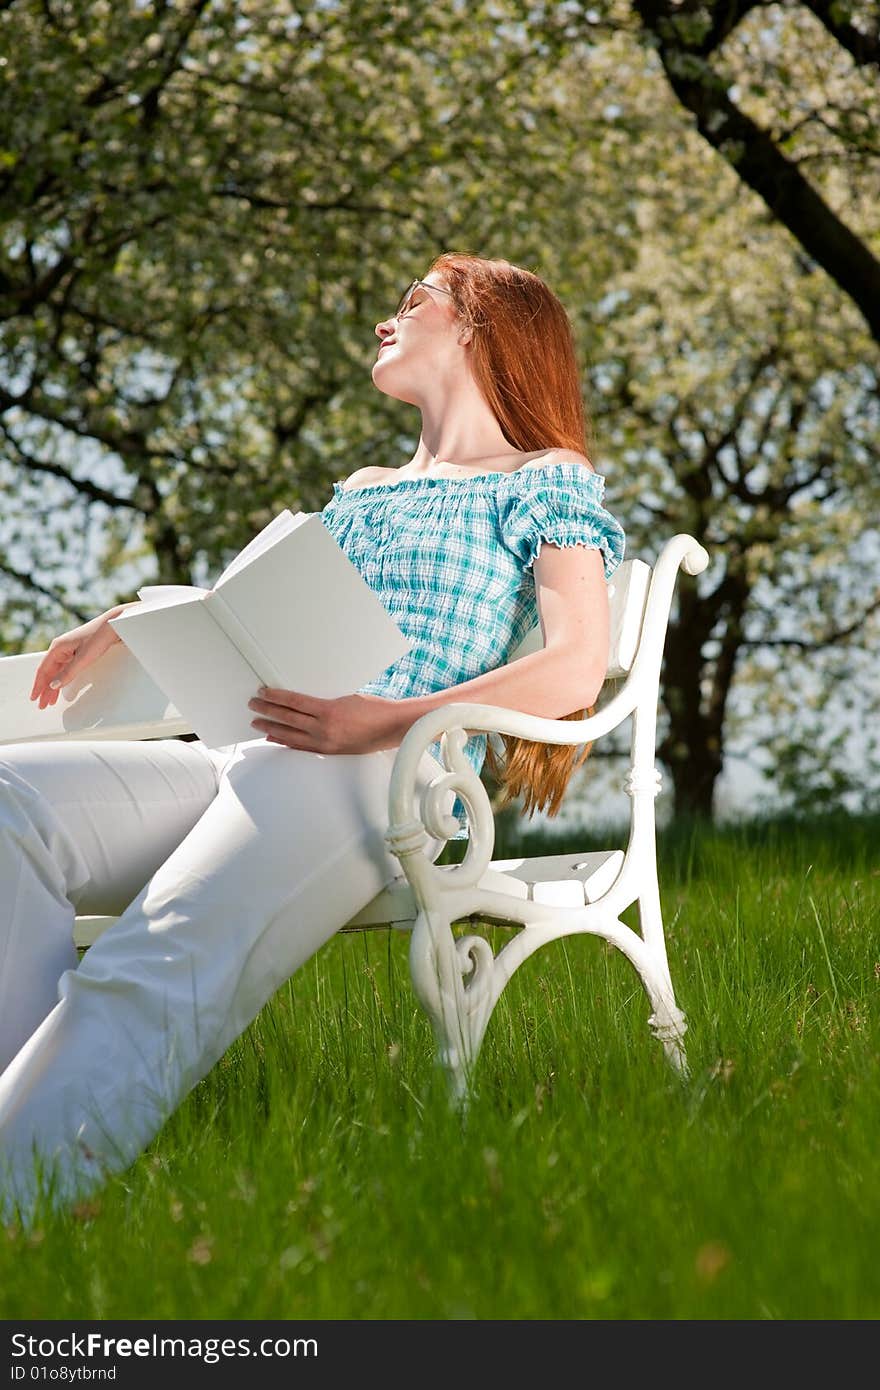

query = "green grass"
1;812;878;1320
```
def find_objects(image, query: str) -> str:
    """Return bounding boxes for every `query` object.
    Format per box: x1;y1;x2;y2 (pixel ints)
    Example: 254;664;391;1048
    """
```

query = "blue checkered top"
320;462;626;839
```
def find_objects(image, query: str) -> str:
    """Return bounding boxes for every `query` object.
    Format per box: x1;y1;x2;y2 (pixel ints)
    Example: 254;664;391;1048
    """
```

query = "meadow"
1;812;878;1321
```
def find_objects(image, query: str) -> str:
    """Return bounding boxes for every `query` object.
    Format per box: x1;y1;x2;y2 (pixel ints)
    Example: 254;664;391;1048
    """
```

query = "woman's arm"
248;544;609;753
395;542;608;728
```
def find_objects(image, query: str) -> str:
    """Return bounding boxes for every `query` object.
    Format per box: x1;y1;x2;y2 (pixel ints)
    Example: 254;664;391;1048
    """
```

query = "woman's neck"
410;403;515;473
409;443;520;474
393;347;530;471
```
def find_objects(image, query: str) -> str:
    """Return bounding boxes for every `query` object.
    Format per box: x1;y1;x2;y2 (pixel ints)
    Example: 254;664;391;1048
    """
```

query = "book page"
206;515;411;697
136;585;210;608
109;600;263;748
214;509;310;587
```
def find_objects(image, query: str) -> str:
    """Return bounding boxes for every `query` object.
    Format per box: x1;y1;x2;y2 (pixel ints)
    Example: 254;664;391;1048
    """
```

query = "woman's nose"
375;317;394;339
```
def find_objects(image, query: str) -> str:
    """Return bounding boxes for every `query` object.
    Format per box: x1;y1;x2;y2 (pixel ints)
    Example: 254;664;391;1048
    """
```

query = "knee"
0;759;67;857
0;759;44;833
0;757;90;903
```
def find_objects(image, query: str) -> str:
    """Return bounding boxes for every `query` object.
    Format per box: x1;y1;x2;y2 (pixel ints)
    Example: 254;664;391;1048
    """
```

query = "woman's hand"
248;688;404;755
29;606;135;709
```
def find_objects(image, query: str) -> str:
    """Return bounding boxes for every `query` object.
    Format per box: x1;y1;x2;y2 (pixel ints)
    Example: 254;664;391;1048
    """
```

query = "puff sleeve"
497;465;625;579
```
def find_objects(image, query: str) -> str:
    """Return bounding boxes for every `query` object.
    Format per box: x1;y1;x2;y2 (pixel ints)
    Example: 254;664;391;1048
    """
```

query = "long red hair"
428;252;596;820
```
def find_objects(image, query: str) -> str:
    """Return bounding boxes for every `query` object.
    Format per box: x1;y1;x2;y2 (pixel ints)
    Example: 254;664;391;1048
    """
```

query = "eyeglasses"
395;279;454;319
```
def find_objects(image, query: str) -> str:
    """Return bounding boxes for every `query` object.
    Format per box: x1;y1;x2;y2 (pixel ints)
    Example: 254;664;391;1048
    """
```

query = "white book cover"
109;510;411;748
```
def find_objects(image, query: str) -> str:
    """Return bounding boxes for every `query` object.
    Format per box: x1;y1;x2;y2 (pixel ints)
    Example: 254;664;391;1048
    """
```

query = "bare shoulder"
521;448;594;473
336;465;397;492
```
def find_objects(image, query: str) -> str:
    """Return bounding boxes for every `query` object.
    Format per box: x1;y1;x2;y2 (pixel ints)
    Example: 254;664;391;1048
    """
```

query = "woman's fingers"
32;638;98;705
249;710;312;737
248;690;324;747
30;646;69;694
253;721;317;749
252;687;320;715
248;691;315;725
30;647;76;704
249;700;319;747
36;670;70;708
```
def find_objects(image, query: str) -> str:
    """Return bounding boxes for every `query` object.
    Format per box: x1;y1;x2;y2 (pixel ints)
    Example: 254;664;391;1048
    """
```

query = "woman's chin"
370;360;418;404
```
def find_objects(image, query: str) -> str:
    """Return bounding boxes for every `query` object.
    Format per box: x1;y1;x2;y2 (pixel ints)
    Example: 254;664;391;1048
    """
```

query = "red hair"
427;252;596;820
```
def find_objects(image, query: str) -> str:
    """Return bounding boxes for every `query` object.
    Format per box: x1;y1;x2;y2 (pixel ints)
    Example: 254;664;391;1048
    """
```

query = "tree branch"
800;0;880;68
0;247;77;318
0;383;180;470
139;0;212;127
695;344;780;497
0;426;145;511
210;185;411;218
697;0;770;55
743;593;880;650
0;561;90;623
632;0;880;343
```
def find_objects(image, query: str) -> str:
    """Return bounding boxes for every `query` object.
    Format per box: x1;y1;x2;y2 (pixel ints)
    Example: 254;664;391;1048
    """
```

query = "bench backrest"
506;557;650;679
0;559;652;746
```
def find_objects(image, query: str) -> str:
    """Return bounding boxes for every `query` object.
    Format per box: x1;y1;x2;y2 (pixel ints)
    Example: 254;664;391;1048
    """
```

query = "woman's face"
371;274;469;403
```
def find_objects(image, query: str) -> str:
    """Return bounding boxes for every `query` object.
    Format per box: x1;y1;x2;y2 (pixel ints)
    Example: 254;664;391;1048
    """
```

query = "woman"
0;252;625;1220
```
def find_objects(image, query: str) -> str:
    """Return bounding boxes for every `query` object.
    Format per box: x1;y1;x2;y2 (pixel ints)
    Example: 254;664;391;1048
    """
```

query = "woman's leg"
0;739;448;1221
0;739;223;1071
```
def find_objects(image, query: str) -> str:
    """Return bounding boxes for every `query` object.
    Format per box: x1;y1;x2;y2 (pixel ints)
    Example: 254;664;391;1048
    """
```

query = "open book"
108;510;411;748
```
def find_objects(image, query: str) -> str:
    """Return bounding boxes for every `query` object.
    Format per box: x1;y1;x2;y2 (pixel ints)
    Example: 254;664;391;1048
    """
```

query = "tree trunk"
659;598;721;818
659;566;751;819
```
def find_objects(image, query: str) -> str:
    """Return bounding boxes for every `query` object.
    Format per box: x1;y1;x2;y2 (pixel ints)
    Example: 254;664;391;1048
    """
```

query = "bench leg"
636;889;688;1076
646;989;688;1075
407;901;689;1092
408;908;498;1104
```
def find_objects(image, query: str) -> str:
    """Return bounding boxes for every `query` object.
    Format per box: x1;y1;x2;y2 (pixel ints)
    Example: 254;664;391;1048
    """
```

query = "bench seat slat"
72;850;625;948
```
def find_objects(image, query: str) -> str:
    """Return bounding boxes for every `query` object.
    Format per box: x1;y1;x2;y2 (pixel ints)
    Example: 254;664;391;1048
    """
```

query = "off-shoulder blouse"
319;462;626;839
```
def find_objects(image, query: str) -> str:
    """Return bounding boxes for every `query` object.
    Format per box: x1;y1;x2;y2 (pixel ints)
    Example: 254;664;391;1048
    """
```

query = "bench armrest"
384;533;708;889
0;645;191;745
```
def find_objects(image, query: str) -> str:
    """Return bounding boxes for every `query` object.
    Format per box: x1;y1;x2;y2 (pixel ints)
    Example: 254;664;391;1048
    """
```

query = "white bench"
0;533;708;1096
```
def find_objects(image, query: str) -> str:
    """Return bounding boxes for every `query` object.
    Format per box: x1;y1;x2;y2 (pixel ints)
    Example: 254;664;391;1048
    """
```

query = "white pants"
0;737;446;1219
